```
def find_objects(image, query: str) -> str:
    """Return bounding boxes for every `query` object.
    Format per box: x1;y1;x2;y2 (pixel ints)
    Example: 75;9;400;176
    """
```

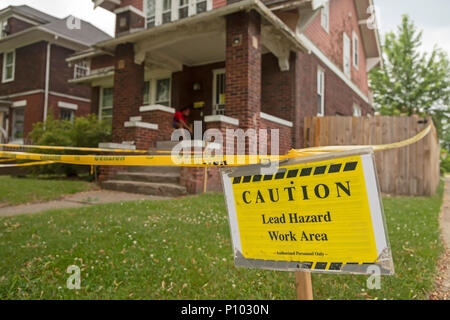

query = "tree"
369;15;450;149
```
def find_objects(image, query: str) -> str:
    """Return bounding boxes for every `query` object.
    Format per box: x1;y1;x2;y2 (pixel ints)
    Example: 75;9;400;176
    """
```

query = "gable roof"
0;5;111;48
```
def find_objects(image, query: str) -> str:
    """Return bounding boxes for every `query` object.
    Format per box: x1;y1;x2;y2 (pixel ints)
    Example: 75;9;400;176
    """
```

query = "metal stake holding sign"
221;148;394;300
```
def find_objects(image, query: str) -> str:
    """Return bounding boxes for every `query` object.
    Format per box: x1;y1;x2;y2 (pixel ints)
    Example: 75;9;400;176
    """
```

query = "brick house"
0;5;111;144
68;0;381;194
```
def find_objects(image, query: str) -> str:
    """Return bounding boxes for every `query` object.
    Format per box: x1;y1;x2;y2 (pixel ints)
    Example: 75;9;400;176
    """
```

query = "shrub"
28;114;112;177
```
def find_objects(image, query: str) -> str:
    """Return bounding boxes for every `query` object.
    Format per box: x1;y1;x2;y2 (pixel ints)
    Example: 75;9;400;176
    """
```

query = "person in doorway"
173;106;193;135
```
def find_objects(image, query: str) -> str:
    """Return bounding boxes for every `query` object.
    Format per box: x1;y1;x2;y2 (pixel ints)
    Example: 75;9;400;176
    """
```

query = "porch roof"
94;0;310;72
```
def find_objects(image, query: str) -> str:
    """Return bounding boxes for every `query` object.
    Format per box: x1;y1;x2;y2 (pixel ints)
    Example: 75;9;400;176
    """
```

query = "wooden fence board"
303;116;440;196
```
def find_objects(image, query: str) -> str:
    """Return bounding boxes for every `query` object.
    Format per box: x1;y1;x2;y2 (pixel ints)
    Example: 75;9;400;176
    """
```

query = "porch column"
112;43;144;143
225;10;262;131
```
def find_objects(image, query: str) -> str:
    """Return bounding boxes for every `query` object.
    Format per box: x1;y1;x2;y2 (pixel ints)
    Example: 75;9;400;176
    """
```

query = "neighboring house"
0;5;111;144
69;0;381;193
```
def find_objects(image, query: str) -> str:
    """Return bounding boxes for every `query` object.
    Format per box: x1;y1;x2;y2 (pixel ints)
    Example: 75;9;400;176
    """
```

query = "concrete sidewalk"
431;176;450;299
0;190;171;217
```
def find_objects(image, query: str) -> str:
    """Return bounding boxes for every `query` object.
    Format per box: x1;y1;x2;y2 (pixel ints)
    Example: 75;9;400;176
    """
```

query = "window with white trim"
142;78;171;106
145;0;212;28
74;60;90;79
321;0;329;32
2;50;15;83
317;68;325;116
0;19;8;39
100;87;113;127
60;108;75;122
343;32;351;77
213;69;226;115
146;0;156;27
12;107;24;141
353;104;362;117
353;31;359;69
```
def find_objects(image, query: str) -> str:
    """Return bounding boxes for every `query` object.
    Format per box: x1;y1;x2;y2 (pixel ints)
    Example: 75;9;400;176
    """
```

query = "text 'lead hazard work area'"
221;148;394;275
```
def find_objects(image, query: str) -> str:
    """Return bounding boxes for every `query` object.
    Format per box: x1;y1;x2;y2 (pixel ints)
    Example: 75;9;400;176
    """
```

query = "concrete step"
101;180;187;197
115;172;179;184
127;165;181;174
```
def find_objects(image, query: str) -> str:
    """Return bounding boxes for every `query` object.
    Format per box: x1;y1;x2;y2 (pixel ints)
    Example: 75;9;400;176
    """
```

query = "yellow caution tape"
0;161;55;168
0;143;148;153
0;124;432;168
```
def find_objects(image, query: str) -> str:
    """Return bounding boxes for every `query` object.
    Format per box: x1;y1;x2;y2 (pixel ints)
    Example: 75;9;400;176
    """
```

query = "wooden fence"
304;116;440;196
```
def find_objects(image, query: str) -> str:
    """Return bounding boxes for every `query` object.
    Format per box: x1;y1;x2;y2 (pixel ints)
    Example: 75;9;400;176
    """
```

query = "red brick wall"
303;0;369;96
225;11;261;130
7;93;45;139
140;110;173;142
91;54;115;71
47;94;91;119
119;0;144;11
0;42;46;96
259;118;292;155
49;45;91;99
112;43;144;143
295;50;372;147
7;17;33;35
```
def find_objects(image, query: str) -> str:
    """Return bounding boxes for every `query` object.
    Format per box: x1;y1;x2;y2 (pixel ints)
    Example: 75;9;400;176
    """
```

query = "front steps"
101;159;188;197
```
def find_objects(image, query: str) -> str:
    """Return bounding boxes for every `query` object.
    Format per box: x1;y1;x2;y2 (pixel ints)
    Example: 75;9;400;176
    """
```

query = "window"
100;87;113;127
321;0;329;32
317;68;325;116
0;19;7;39
353;31;359;69
2;50;15;83
146;0;156;27
156;78;171;106
353;104;362;117
343;32;351;77
179;0;189;19
60;108;75;122
143;80;151;105
213;69;226;115
12;107;24;141
74;60;90;79
162;0;172;24
196;0;207;14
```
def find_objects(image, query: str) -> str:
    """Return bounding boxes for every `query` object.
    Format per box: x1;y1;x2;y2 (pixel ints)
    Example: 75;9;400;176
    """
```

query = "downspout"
43;42;51;122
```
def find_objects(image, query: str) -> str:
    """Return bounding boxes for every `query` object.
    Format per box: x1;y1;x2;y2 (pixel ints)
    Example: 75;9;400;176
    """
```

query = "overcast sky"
0;0;449;56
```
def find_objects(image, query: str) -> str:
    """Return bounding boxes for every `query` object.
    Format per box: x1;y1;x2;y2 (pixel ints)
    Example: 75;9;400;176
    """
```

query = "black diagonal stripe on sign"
315;262;327;270
298;262;313;269
300;167;312;176
275;171;286;179
242;176;252;183
329;263;343;270
343;162;358;171
314;166;327;175
263;174;273;181
252;175;262;182
233;177;242;184
286;169;299;178
328;163;342;173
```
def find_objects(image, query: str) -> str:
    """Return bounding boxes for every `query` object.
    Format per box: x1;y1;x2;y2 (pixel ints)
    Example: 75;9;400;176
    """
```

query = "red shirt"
174;111;187;122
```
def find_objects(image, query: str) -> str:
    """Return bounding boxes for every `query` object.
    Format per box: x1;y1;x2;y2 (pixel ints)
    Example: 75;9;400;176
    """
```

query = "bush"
441;149;450;175
28;114;112;177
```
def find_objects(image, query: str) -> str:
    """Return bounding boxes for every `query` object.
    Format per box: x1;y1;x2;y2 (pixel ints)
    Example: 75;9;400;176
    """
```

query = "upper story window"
145;0;212;28
0;19;8;39
343;32;351;78
353;104;362;117
317;67;325;116
74;60;90;79
353;31;359;69
321;0;329;32
2;50;15;83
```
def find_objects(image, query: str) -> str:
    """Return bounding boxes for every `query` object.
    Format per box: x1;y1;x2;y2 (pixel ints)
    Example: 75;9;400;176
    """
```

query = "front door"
0;108;9;143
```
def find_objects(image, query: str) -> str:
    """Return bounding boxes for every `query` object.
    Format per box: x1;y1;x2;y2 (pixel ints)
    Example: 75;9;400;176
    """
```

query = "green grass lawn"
0;181;444;300
0;176;94;206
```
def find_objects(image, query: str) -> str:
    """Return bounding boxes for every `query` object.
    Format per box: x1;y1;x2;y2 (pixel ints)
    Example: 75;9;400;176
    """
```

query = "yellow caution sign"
221;148;394;275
